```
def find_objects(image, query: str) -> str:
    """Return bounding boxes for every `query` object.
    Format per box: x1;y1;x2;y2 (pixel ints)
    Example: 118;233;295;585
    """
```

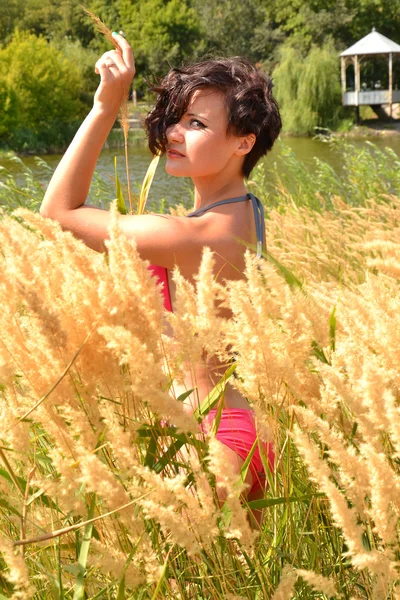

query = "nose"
166;121;184;145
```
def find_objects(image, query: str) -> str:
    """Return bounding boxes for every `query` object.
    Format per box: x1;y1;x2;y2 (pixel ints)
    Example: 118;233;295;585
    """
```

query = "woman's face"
164;89;243;179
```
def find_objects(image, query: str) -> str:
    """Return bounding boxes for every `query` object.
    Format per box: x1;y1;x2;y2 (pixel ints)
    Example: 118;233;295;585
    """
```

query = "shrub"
0;32;86;152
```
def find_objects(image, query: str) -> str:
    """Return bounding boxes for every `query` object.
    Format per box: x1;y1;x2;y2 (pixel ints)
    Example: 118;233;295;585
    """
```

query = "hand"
93;33;135;116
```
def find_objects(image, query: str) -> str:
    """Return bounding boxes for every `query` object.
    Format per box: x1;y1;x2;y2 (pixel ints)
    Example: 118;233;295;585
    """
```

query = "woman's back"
159;193;265;412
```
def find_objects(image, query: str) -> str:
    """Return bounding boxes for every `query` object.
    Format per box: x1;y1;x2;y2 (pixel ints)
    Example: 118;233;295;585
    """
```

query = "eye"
190;118;206;129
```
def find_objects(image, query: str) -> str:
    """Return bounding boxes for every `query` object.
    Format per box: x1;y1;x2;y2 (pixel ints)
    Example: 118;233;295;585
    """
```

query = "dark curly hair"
144;57;282;178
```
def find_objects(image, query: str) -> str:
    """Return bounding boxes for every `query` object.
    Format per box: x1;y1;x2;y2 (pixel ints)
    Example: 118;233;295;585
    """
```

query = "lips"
167;148;185;158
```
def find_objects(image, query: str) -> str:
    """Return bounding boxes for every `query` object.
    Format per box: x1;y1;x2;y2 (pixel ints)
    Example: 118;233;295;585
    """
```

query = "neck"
192;172;247;211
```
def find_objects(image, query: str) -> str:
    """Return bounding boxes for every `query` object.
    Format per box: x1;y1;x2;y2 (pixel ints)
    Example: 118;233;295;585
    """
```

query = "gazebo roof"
340;28;400;57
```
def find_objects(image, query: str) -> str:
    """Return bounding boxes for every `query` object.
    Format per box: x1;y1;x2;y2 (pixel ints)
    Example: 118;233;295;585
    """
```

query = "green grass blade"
247;492;326;510
137;153;160;215
73;493;96;600
116;576;125;600
311;339;330;364
0;467;59;512
330;305;337;352
239;437;258;486
150;547;172;600
114;156;127;215
193;363;236;423
58;535;65;600
176;388;196;403
264;249;304;291
0;497;22;517
153;439;185;474
144;429;158;469
234;236;304;292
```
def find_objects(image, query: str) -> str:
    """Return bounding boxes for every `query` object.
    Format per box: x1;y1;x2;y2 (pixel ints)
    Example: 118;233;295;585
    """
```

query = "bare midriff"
163;311;250;415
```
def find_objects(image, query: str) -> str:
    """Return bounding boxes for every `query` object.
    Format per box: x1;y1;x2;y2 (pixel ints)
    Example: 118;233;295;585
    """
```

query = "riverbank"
338;119;400;138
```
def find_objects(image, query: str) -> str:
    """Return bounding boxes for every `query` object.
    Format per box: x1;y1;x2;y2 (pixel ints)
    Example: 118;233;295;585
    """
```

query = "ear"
235;134;256;156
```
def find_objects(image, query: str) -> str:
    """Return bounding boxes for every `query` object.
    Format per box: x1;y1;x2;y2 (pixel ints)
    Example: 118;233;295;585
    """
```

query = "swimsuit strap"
187;193;265;258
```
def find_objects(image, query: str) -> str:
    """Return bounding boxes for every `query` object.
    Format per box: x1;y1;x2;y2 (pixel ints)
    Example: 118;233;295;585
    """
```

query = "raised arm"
40;33;134;224
38;35;211;267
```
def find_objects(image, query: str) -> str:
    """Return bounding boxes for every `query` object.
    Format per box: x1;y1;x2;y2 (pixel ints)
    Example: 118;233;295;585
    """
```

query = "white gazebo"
340;28;400;118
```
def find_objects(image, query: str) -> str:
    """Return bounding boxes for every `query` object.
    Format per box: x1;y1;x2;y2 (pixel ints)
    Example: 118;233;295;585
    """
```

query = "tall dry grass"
1;142;400;598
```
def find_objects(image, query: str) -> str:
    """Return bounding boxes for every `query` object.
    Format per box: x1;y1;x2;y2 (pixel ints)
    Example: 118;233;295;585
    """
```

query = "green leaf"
209;394;225;437
311;340;330;364
144;429;158;469
153;439;185;474
150;547;172;600
220;501;233;528
116;576;125;600
193;363;237;423
177;388;196;403
329;305;337;352
114;156;127;215
247;492;326;510
239;437;258;486
234;236;304;291
264;249;304;292
73;493;96;600
137;153;161;215
0;497;22;517
152;433;206;474
0;467;60;513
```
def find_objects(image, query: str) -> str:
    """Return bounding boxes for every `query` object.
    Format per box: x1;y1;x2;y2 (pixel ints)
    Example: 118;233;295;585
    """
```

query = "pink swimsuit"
200;408;274;494
148;194;273;494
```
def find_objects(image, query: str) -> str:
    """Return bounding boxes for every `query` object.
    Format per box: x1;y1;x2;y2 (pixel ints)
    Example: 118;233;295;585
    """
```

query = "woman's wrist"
91;100;121;121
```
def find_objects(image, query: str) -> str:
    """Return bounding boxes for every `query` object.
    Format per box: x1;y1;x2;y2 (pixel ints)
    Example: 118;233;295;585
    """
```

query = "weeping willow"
273;42;342;135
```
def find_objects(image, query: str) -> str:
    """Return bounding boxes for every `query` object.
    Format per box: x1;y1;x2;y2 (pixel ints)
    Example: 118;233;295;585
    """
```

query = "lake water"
2;131;400;211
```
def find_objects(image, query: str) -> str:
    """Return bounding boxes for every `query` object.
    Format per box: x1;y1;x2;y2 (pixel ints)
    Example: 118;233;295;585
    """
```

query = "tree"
273;42;342;134
4;0;95;46
0;0;25;46
117;0;202;90
0;32;86;150
264;0;400;52
192;0;267;62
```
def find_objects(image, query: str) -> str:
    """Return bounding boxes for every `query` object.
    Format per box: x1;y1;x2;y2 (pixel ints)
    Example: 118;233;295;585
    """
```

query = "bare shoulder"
42;202;250;276
119;210;214;269
41;204;217;270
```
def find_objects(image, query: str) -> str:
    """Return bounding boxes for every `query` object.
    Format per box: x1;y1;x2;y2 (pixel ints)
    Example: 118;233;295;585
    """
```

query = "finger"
112;32;135;70
95;61;113;79
103;49;126;70
95;50;124;75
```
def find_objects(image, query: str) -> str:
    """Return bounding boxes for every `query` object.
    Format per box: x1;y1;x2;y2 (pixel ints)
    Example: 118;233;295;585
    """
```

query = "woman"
40;33;282;512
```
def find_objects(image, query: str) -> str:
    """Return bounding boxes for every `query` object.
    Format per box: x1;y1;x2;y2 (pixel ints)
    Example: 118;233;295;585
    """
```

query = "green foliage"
52;37;99;101
118;0;202;91
2;0;95;46
0;0;25;47
0;82;19;138
4;0;400;59
0;152;111;213
0;153;50;213
0;0;399;151
264;0;400;52
0;32;86;152
273;42;342;135
192;0;272;63
265;0;356;51
250;139;400;211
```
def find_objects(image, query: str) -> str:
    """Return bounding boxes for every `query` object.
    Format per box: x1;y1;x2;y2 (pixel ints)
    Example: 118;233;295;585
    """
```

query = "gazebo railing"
343;89;400;106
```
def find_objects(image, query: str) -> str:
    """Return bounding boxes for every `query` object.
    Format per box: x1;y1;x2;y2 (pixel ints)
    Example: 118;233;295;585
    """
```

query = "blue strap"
187;193;265;258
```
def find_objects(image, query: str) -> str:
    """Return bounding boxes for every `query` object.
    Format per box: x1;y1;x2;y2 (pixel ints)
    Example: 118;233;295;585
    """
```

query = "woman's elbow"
39;202;62;221
39;204;50;219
